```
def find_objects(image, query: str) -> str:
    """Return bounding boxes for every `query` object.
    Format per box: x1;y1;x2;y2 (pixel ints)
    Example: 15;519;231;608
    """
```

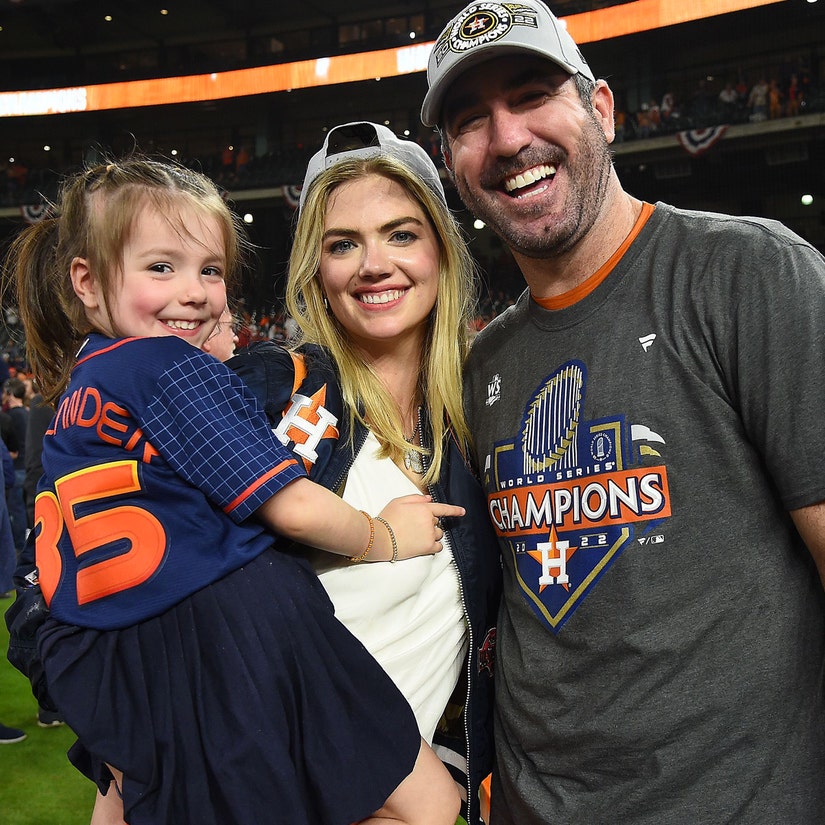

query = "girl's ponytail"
4;217;85;405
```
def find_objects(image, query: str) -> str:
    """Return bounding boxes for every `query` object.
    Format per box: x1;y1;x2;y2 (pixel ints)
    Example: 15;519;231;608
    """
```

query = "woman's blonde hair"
286;155;476;485
3;157;248;405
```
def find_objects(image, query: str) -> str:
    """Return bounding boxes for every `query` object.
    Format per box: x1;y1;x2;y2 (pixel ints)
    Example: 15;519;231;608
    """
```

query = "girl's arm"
142;347;460;562
255;478;464;562
359;739;461;825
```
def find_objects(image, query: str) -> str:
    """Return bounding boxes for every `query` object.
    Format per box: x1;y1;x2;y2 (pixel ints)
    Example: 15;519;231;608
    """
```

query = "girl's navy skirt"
39;548;420;825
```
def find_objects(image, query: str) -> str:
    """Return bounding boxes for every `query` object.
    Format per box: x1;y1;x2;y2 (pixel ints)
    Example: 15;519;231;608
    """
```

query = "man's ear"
70;257;101;309
440;133;454;173
592;80;616;144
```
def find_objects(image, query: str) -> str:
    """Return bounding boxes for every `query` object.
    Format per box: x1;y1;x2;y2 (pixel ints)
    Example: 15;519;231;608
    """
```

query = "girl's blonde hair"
286;155;476;485
2;157;247;405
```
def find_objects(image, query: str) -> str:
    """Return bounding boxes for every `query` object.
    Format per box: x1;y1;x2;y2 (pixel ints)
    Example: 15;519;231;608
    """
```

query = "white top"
308;431;468;743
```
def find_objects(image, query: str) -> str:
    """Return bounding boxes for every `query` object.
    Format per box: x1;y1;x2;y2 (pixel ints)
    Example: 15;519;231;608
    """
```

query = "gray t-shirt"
465;203;825;823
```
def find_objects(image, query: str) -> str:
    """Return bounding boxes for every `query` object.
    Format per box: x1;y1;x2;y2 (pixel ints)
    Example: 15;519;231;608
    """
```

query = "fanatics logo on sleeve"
639;333;657;352
483;360;672;633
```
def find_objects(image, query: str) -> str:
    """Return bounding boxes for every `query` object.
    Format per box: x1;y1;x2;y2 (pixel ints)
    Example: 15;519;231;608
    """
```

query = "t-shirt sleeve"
727;239;825;510
140;348;305;521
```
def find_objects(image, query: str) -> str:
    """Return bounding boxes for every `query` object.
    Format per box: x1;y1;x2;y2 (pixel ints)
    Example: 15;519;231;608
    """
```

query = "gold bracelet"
374;516;398;563
349;510;374;563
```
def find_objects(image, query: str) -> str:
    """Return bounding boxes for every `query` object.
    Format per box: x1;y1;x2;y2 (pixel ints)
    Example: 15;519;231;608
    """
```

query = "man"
421;2;825;822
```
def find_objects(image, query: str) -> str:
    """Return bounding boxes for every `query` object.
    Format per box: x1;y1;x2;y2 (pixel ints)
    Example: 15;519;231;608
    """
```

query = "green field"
0;603;96;825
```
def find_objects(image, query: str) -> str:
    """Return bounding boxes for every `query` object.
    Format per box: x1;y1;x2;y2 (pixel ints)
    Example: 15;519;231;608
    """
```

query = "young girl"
4;157;462;825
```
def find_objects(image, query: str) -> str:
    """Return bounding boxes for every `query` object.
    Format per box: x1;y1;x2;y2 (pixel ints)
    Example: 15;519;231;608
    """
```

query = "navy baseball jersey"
36;334;305;629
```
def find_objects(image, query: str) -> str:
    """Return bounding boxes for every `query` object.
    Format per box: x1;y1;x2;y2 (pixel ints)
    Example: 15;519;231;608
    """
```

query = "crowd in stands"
613;62;819;142
2;60;821;210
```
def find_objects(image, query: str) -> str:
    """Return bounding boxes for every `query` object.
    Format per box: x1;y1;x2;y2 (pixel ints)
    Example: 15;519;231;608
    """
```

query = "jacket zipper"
419;409;474;819
330;425;368;494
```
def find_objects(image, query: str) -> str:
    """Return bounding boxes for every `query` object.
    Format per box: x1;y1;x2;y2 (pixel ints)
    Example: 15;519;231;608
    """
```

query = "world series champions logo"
433;2;540;66
485;361;671;632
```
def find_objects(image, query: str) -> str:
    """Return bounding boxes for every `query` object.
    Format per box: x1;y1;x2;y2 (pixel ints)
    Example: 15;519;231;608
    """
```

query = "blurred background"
1;0;824;341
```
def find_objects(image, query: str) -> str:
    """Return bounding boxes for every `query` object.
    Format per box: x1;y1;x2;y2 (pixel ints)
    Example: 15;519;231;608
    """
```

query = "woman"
230;122;501;825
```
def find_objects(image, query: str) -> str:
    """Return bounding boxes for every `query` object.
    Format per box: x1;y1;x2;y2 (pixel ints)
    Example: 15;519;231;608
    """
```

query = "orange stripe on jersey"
534;202;655;311
225;458;300;513
75;337;142;367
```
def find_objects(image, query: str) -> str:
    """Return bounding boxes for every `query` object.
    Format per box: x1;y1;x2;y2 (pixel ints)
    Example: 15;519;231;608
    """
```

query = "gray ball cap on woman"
300;121;447;212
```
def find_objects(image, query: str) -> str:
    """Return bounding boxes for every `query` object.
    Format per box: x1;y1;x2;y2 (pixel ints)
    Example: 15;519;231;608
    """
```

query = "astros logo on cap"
434;2;539;65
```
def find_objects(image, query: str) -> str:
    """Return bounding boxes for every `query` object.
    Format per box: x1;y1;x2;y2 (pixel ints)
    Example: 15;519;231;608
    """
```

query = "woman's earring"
323;295;330;312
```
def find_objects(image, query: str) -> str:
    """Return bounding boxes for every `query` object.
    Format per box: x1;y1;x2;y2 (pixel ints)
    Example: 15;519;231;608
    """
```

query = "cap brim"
421;43;580;127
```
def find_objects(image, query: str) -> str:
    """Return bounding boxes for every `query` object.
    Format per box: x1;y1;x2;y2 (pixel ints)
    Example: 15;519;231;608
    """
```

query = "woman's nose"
359;242;393;278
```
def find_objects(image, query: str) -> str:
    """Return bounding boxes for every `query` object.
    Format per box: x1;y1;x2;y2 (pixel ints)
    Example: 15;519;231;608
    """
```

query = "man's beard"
455;115;613;260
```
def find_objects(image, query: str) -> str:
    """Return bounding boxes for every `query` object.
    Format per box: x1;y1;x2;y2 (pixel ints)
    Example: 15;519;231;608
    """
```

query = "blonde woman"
231;122;501;825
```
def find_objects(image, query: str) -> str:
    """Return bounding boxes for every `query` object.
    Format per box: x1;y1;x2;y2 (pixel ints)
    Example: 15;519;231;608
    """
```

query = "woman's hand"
375;495;464;561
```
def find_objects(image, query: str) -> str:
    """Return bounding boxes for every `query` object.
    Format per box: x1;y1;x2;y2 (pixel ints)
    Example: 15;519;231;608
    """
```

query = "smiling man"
422;2;825;823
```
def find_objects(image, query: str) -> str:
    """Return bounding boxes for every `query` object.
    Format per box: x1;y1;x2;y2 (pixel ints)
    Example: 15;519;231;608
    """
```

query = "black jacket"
230;342;501;825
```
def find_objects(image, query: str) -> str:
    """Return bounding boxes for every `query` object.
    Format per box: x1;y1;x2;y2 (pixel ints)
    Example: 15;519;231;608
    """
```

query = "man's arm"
790;500;825;589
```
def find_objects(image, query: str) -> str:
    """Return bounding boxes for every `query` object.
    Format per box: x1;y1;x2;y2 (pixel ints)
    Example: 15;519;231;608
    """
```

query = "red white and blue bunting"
20;202;52;224
677;125;728;156
282;184;301;210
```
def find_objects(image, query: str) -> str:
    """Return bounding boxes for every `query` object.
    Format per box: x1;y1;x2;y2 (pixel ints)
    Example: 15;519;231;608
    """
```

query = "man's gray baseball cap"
421;0;595;127
299;121;447;213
